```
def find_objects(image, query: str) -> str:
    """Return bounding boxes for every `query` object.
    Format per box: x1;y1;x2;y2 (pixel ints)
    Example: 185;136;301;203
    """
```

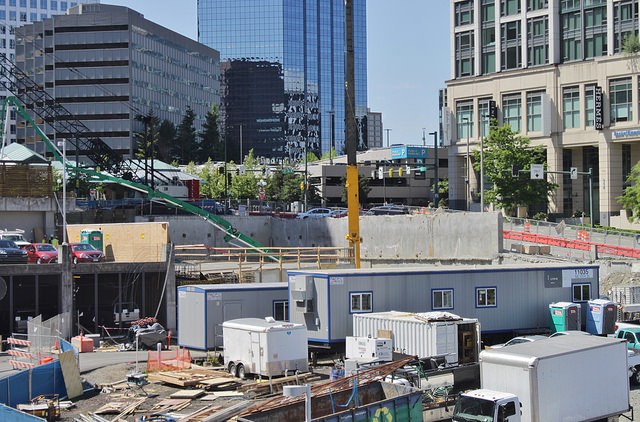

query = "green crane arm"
2;96;277;260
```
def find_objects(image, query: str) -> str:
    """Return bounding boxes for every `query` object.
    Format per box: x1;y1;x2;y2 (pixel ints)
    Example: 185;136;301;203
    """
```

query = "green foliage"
320;148;338;161
194;160;226;199
472;123;557;212
340;173;371;206
230;150;259;200
623;34;640;55
171;107;197;164
618;160;640;222
134;111;159;161
532;212;548;221
157;119;176;163
434;178;449;208
198;106;222;163
266;170;306;203
306;151;319;163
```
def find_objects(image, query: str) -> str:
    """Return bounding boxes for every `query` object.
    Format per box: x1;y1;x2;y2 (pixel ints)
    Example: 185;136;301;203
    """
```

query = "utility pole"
429;131;438;207
422;128;426;146
463;117;470;211
345;0;361;268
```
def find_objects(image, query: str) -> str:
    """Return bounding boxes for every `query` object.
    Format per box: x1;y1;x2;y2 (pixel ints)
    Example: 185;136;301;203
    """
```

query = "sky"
104;0;451;147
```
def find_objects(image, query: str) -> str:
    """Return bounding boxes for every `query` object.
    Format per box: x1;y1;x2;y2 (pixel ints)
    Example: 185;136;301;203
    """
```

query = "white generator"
223;317;308;378
345;336;392;361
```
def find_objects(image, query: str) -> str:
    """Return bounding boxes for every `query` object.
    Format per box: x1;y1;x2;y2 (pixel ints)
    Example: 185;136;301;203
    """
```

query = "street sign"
570;167;578;180
405;165;411;175
377;167;383;180
530;164;544;180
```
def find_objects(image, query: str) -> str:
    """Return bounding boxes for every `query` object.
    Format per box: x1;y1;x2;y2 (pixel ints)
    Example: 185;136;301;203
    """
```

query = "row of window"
455;0;549;27
348;284;592;313
0;0;75;10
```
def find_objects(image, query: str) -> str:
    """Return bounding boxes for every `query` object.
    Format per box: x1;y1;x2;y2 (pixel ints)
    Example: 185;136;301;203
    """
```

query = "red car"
69;242;104;264
25;243;58;264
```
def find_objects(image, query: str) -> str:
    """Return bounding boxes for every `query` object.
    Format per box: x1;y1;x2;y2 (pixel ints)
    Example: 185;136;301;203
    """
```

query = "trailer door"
250;331;262;374
436;323;458;364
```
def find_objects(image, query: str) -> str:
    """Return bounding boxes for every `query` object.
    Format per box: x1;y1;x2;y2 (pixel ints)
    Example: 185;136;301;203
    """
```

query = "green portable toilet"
549;302;581;333
81;228;104;252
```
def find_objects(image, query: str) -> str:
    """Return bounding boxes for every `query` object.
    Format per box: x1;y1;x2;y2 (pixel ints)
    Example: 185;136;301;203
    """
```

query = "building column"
546;140;563;215
448;149;466;210
599;139;623;227
571;148;585;216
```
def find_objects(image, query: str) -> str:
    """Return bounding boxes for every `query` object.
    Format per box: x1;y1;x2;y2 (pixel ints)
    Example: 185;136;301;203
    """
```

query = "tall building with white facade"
447;0;640;225
0;0;97;143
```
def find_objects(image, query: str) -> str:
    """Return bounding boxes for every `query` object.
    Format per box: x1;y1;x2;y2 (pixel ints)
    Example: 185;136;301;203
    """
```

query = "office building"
198;0;368;162
367;110;383;149
447;0;640;226
15;3;220;157
0;0;97;143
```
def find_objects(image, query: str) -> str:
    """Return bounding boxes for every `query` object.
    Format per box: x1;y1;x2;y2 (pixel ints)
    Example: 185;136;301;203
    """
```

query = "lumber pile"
94;397;145;417
179;404;223;421
147;368;233;388
151;398;192;413
239;372;322;397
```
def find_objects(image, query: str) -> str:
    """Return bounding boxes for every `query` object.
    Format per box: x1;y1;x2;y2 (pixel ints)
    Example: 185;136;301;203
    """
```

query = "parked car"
69;242;104;264
0;229;30;248
0;239;28;264
364;205;410;216
549;330;591;338
615;327;640;350
25;243;58;264
490;335;547;349
296;207;335;219
329;207;349;218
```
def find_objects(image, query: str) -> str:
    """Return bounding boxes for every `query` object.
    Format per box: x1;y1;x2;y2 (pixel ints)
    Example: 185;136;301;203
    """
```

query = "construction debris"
151;398;192;412
178;404;223;421
239;372;322;397
169;389;205;399
147;368;232;388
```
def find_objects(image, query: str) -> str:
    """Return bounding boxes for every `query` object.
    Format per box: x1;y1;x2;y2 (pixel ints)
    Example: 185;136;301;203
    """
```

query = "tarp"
0;404;45;421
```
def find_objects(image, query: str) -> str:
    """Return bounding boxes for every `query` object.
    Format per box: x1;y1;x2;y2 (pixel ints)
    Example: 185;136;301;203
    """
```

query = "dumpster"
80;228;103;252
549;302;581;333
585;298;617;335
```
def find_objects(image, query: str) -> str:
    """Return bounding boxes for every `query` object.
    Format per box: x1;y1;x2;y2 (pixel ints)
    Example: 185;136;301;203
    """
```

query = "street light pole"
462;117;470;211
422;128;426;146
429;131;438;207
384;128;392;148
480;114;486;213
329;111;334;165
57;139;68;245
304;138;308;212
239;124;243;165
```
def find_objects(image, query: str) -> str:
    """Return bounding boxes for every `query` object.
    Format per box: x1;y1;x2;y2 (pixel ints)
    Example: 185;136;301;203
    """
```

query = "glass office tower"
198;0;367;161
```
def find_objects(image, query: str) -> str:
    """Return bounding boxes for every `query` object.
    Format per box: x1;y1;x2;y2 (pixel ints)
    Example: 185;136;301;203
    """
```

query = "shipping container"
288;264;599;352
177;283;288;350
352;311;480;364
222;317;308;378
611;285;640;305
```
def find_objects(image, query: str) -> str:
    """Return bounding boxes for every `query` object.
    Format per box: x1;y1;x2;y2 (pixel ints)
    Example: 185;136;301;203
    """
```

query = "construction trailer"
177;283;289;350
288;263;599;353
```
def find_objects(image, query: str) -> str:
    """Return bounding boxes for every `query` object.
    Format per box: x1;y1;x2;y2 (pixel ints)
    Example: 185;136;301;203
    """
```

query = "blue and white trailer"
288;263;599;352
177;282;289;350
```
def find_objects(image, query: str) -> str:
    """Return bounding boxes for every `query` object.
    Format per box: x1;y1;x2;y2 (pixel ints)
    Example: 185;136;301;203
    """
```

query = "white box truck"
222;317;308;379
451;335;631;422
353;311;480;364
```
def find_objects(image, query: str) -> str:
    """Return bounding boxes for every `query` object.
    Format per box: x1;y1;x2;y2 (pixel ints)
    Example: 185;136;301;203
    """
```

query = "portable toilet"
81;228;104;252
585;299;617;335
549;302;581;332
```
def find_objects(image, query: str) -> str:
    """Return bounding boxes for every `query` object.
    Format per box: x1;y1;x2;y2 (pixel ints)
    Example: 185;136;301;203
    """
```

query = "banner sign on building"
390;145;428;159
594;86;603;130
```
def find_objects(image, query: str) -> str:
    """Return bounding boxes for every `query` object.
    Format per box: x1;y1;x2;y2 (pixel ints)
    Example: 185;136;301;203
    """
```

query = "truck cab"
453;389;520;422
615;327;640;350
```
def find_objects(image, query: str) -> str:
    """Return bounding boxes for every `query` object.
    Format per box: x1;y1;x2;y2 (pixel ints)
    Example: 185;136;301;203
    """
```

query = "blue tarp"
0;404;45;421
0;339;72;407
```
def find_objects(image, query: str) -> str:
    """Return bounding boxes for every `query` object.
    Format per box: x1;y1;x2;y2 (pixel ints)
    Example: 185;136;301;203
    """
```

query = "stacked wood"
151;398;192;412
179;404;223;421
147;368;231;388
239;372;322;397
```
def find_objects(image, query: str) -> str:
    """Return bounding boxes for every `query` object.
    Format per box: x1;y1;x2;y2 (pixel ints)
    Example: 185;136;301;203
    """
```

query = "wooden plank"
170;389;205;399
207;391;244;398
59;350;83;399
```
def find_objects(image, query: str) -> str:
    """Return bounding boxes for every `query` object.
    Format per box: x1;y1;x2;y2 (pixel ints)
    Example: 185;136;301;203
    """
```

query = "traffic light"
511;164;521;177
300;181;305;191
218;166;225;174
489;100;497;122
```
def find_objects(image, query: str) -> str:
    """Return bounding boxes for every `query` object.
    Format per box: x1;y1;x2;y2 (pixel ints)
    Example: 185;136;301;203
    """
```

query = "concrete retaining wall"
145;211;503;260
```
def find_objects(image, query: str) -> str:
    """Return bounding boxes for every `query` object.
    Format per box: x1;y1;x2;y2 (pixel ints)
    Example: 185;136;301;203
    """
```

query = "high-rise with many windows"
447;0;640;227
198;0;368;162
0;0;97;144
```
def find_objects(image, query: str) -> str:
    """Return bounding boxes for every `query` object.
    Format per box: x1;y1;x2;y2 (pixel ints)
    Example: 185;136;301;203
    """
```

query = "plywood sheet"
59;351;83;399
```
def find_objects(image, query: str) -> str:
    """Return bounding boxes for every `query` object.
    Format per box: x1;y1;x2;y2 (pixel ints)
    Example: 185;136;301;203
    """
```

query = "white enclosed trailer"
223;317;308;378
452;335;631;422
353;311;480;364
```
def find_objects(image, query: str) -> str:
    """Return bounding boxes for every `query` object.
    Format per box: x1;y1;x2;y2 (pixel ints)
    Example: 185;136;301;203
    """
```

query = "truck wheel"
228;362;236;377
634;367;640;385
237;364;246;380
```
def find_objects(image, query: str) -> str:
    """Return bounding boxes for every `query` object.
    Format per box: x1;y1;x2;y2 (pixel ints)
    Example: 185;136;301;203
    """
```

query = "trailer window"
273;300;289;321
432;289;454;310
350;292;372;313
572;283;591;302
476;287;497;308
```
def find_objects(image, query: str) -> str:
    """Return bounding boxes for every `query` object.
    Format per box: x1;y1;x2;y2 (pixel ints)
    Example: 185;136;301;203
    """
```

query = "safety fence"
146;347;191;373
8;313;71;370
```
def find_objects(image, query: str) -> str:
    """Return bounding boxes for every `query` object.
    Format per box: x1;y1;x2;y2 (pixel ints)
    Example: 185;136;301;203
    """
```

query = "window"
584;5;607;58
50;0;56;10
9;0;16;6
0;12;5;20
527;91;543;132
30;0;36;7
528;0;548;11
19;0;25;7
614;1;639;54
501;21;521;70
501;0;520;16
527;16;548;66
455;30;474;77
19;12;26;22
30;12;36;21
40;0;46;8
563;86;580;129
623;144;632;187
9;11;16;21
432;289;453;310
455;0;473;26
572;283;591;302
476;287;497;307
350;292;372;313
481;0;495;23
60;1;66;9
502;94;522;132
456;100;474;140
610;77;632;123
273;300;289;321
585;85;595;127
561;11;582;61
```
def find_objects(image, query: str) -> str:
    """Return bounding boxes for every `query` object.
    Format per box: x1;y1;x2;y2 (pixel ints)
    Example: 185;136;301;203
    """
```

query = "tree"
320;148;338;161
623;34;640;72
185;159;226;199
433;178;449;208
472;123;557;213
229;149;259;200
618;161;640;222
157;119;176;163
198;105;223;163
172;107;197;164
341;173;371;206
134;110;159;161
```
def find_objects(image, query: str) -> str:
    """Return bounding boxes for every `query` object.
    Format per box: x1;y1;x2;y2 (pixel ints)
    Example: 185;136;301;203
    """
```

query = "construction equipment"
0;52;275;258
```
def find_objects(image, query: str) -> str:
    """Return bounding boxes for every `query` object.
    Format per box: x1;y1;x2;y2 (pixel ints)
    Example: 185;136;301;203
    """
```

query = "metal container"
611;285;640;305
